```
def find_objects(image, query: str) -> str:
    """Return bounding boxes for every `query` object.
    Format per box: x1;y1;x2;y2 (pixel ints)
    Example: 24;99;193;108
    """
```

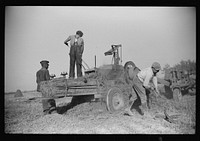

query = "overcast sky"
5;6;196;92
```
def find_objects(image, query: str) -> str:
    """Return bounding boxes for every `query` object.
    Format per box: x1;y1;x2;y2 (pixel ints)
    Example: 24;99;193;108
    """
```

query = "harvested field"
4;90;195;134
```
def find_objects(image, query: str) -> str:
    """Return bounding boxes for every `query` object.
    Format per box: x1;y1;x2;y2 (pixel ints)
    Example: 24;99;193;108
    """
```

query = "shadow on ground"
56;95;95;114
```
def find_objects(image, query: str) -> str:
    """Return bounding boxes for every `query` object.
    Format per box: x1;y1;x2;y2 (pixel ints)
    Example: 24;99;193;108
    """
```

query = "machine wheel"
106;87;125;113
173;88;182;102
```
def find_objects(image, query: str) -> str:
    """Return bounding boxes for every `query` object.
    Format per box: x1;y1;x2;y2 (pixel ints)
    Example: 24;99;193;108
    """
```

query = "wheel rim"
106;87;125;113
173;88;182;102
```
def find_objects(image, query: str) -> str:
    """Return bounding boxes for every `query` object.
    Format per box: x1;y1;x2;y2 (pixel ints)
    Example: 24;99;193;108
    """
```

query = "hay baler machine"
157;69;196;101
40;44;135;113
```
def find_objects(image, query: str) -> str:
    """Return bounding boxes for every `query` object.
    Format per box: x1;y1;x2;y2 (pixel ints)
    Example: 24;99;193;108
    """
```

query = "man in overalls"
64;30;84;79
36;60;57;115
125;62;161;116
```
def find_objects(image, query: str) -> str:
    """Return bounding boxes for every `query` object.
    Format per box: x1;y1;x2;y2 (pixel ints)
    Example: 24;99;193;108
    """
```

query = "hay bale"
14;89;23;97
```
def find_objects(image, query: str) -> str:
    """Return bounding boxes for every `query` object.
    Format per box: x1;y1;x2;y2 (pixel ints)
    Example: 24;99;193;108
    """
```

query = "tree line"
163;59;196;75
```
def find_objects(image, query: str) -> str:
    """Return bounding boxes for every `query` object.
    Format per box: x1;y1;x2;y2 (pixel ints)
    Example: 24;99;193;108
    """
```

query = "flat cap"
40;60;49;64
152;62;161;71
76;30;83;37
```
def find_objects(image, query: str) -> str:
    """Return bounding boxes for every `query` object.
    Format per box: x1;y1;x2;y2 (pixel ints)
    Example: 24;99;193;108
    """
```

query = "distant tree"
163;64;170;71
173;59;196;74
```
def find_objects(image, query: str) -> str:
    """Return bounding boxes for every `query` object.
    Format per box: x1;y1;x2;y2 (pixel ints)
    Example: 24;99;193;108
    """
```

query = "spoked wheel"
173;88;182;102
106;87;125;113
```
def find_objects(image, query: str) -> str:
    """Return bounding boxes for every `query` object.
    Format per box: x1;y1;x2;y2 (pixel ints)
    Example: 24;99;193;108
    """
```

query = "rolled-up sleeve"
64;36;71;44
143;73;151;88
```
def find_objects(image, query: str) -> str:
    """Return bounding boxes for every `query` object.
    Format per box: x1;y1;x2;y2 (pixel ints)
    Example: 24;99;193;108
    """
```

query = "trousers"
69;45;83;78
131;76;147;105
38;88;56;112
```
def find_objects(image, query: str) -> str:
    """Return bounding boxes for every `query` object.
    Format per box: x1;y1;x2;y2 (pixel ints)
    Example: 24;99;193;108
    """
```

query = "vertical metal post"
95;55;96;68
120;44;122;65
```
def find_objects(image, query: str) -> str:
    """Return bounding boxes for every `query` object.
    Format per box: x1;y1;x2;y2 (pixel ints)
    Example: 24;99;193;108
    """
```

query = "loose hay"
14;89;23;97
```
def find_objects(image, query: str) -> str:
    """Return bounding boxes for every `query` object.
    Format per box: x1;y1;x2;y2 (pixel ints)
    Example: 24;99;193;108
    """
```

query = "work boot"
124;107;134;116
136;103;148;116
135;106;144;116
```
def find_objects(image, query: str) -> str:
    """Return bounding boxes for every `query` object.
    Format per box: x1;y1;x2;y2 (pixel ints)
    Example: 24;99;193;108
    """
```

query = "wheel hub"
112;93;124;110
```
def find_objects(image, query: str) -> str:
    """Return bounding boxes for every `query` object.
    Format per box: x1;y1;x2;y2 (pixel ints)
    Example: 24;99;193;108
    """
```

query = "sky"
5;6;196;92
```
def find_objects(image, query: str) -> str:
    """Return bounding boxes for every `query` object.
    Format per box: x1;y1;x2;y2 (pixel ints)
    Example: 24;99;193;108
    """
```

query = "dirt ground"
4;90;195;134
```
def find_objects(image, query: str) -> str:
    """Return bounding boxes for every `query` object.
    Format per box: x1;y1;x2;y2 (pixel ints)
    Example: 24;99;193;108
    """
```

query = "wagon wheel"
173;88;182;102
106;87;125;113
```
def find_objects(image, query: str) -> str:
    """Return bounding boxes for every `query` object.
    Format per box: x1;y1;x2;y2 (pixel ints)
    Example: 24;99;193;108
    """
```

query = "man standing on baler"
64;30;84;79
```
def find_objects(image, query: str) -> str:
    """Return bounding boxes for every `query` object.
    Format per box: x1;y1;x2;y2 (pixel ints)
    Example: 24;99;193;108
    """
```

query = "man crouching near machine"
125;62;161;116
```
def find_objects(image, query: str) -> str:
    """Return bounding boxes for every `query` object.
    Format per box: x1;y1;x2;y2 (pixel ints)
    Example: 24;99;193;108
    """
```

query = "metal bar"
95;55;96;68
82;59;90;69
68;86;98;89
67;92;97;96
67;84;98;87
28;95;66;100
120;44;122;65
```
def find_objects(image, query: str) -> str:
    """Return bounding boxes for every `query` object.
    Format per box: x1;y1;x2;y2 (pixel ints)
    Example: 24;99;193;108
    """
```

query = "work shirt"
64;35;84;52
137;67;158;89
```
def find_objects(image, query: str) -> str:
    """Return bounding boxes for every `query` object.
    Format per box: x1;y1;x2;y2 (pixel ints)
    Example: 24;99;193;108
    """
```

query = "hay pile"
14;89;23;97
149;93;196;129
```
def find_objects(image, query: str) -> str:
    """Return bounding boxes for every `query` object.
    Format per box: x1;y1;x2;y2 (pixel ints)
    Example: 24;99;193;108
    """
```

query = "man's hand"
150;85;155;91
149;85;160;96
64;42;69;46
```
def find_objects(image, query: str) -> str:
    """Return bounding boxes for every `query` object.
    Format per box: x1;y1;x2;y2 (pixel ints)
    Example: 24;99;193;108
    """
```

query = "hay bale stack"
14;89;23;97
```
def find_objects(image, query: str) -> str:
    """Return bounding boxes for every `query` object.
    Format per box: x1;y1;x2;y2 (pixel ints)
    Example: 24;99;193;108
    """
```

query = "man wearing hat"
36;60;57;115
64;30;84;79
125;62;161;116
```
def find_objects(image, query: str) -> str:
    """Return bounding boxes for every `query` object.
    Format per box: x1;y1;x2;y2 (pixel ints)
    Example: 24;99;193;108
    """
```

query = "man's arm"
143;74;152;89
152;76;159;94
80;39;84;54
64;36;71;46
152;76;158;89
45;70;50;81
36;71;39;83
